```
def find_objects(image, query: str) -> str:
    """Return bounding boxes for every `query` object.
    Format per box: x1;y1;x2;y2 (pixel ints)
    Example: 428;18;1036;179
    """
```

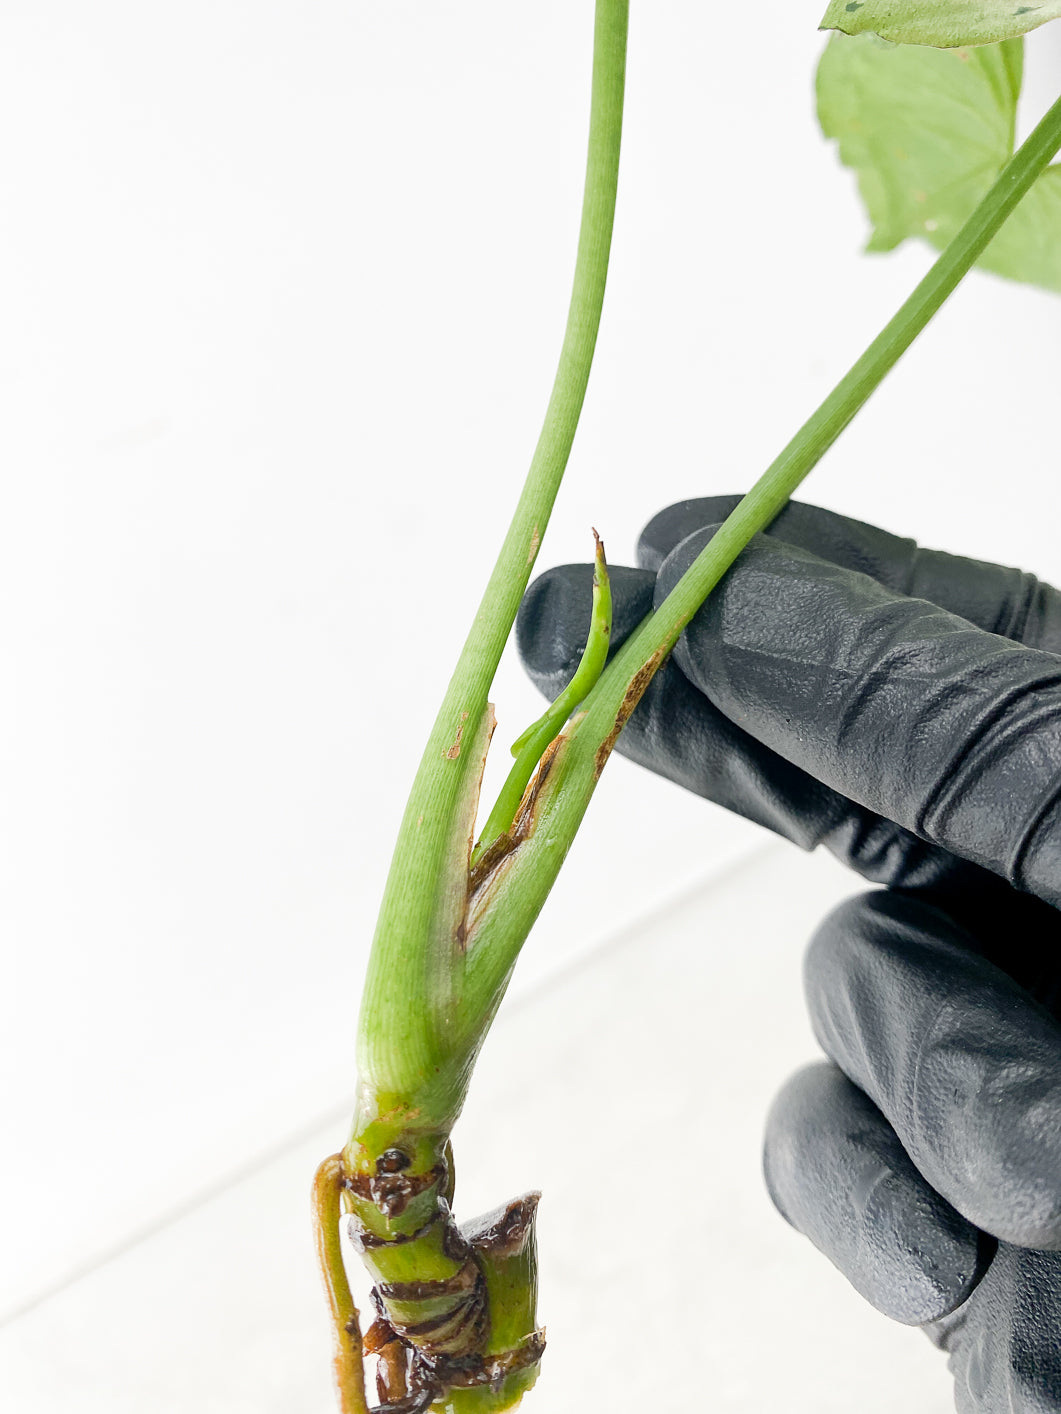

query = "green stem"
456;85;1061;1034
353;0;629;1128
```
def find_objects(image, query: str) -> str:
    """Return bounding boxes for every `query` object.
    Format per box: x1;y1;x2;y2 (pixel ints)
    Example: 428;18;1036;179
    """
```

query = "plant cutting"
313;4;1061;1411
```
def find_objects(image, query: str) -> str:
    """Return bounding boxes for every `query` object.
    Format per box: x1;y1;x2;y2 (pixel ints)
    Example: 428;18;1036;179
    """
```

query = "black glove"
516;497;1061;1412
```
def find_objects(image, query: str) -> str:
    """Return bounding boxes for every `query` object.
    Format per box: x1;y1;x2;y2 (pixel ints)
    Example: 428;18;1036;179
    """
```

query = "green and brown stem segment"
317;5;629;1409
316;1140;543;1414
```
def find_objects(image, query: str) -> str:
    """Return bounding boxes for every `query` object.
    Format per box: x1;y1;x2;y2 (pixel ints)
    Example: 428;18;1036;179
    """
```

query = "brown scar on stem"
527;523;540;565
452;705;496;956
594;646;669;778
444;711;470;760
465;1192;540;1258
463;734;565;930
361;1101;423;1134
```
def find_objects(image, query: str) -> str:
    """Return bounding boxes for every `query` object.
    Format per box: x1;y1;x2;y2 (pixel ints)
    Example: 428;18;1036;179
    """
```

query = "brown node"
382;1258;489;1360
348;1216;438;1251
376;1149;412;1175
344;1161;447;1220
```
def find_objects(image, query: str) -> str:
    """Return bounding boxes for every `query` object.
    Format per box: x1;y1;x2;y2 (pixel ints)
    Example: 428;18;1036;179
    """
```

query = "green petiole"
471;531;611;868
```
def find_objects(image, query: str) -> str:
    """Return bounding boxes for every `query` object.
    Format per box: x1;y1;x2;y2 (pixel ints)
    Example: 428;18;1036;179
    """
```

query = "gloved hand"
516;497;1061;1412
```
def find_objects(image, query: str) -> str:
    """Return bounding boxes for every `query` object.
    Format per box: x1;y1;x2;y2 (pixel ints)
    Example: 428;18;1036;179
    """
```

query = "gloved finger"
762;1060;992;1324
926;1244;1061;1413
804;890;1061;1250
655;527;1061;907
517;562;1016;897
639;497;1061;654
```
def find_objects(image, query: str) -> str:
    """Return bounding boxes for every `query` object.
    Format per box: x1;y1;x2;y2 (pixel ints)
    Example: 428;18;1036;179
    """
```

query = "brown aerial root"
313;1153;371;1414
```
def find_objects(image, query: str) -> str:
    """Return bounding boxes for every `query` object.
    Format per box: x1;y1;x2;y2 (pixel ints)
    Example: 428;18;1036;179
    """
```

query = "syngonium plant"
312;3;1061;1410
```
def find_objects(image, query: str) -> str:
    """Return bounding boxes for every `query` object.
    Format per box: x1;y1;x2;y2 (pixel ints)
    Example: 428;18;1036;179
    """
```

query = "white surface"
1;845;953;1413
1;0;1058;1407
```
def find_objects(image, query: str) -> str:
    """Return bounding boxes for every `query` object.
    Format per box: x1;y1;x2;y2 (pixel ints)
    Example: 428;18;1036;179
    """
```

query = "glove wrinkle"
1016;788;1061;915
915;671;1061;904
638;496;1061;650
516;557;1050;903
1024;578;1061;656
819;811;978;893
654;527;1061;910
638;497;920;594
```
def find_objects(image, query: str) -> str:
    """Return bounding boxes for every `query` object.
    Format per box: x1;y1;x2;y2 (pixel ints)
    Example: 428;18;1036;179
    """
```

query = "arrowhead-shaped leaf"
817;33;1061;292
820;0;1061;47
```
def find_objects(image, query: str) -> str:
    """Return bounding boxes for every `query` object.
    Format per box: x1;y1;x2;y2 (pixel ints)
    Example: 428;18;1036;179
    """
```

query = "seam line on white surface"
0;1096;354;1330
0;836;782;1329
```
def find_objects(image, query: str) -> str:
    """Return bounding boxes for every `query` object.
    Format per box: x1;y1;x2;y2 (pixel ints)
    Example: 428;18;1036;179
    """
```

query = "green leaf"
820;0;1061;47
980;163;1061;285
817;33;1061;292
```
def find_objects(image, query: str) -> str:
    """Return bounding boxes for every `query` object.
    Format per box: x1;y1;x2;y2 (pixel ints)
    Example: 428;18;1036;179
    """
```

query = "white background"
1;2;1058;1410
